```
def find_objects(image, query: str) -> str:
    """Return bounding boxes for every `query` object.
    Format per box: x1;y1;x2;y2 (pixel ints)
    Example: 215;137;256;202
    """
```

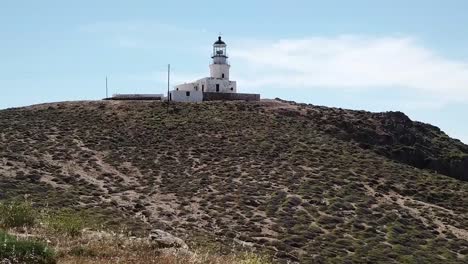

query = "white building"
169;36;238;102
109;94;163;100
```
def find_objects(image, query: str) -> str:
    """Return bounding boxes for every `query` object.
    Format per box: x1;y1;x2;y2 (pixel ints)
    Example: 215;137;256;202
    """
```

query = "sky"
1;0;467;144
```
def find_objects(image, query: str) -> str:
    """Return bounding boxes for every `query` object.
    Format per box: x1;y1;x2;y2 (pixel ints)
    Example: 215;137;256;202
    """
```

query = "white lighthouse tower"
209;36;230;80
169;35;262;102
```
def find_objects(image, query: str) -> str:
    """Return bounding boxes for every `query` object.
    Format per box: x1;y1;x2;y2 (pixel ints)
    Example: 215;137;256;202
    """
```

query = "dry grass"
0;100;467;263
4;228;271;264
60;251;270;264
0;201;271;264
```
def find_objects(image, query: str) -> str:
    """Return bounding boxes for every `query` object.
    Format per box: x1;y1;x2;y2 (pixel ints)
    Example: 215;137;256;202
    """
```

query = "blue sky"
1;0;467;143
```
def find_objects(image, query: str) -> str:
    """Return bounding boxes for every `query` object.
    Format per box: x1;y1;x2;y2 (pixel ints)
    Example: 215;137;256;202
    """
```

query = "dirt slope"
0;100;467;263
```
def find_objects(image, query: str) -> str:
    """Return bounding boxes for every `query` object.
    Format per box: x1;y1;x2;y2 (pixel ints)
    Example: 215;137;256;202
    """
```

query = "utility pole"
167;64;170;112
167;64;170;101
105;76;108;98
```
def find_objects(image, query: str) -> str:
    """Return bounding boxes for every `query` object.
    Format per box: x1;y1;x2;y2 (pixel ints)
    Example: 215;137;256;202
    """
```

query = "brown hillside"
274;99;468;181
0;100;467;263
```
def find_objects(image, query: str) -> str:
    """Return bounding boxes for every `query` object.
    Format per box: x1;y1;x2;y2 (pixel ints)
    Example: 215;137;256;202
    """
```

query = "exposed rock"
275;98;468;181
149;229;188;249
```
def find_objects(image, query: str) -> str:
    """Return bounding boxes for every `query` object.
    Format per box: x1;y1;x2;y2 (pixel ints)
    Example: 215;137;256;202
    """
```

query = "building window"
230;87;233;91
176;88;179;91
202;84;204;92
216;84;220;92
222;73;225;78
186;91;190;96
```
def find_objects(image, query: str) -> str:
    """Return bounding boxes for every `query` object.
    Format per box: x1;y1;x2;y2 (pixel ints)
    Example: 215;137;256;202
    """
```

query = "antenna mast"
105;76;108;98
167;64;170;101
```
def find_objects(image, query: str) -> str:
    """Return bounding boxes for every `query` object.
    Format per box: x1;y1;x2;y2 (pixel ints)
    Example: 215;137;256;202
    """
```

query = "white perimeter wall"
169;90;203;102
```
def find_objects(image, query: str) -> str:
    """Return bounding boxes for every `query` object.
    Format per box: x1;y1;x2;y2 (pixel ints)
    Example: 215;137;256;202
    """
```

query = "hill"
0;99;467;263
274;99;468;181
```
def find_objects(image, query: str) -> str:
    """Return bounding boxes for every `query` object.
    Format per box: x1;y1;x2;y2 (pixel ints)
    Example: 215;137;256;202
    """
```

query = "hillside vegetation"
0;200;270;264
274;99;468;181
0;99;467;263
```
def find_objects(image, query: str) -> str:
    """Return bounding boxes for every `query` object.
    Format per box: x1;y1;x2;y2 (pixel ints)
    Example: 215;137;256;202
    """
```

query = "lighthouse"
209;36;230;80
169;36;259;102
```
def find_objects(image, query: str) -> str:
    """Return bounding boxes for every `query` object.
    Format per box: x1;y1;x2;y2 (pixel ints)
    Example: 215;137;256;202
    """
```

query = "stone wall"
202;92;260;101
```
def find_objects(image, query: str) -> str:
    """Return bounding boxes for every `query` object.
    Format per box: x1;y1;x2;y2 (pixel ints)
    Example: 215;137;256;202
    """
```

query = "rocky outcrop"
149;229;188;249
274;99;468;181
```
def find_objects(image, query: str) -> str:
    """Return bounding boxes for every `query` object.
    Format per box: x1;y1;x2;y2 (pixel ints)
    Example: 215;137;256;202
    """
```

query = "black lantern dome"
214;36;226;45
212;36;228;60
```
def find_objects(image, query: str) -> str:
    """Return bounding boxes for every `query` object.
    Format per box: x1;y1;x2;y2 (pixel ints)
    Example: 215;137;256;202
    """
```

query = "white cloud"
79;21;208;49
230;36;468;103
80;22;468;106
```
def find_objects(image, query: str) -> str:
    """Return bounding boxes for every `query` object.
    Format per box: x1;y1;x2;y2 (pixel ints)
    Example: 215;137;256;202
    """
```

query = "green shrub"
238;252;272;264
0;201;36;228
42;210;87;237
0;229;56;264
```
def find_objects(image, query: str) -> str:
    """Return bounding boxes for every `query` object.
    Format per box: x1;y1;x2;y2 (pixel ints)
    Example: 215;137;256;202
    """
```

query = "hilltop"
0;99;467;263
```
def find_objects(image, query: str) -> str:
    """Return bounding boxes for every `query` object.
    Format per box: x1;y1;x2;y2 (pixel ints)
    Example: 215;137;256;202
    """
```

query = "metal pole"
106;76;108;98
167;64;170;101
166;64;170;112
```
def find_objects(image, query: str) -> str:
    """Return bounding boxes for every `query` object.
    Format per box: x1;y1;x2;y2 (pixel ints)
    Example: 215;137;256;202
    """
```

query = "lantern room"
212;36;228;65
